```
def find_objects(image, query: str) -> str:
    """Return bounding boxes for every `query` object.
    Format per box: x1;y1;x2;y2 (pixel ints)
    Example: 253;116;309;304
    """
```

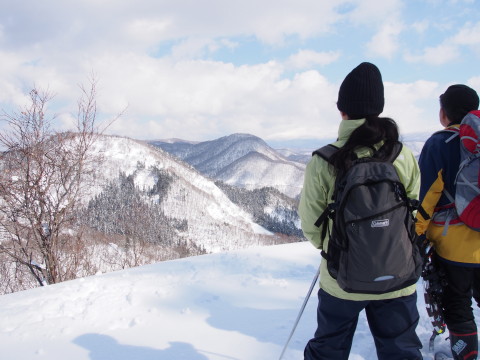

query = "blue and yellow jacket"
416;124;480;265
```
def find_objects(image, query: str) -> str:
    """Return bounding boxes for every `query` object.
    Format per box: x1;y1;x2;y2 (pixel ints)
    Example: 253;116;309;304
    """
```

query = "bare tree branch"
0;79;109;287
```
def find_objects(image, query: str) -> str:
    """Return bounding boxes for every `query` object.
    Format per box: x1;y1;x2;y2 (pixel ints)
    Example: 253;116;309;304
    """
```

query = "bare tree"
0;81;108;287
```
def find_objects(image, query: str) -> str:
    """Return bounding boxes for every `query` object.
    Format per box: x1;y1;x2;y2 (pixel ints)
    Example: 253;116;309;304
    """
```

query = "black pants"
304;289;422;360
436;254;480;333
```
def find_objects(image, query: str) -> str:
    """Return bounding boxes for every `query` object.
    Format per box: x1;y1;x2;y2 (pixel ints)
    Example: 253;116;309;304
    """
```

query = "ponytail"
330;116;400;175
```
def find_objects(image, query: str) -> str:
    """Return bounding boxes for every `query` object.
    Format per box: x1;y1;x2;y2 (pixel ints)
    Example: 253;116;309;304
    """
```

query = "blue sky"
0;0;479;144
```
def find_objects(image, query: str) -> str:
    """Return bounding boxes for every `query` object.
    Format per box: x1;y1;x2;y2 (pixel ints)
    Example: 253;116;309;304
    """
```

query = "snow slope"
218;151;305;199
0;242;466;360
87;135;275;252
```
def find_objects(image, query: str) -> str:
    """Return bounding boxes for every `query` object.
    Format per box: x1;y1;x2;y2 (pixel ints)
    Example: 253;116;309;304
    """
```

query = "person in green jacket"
300;62;422;359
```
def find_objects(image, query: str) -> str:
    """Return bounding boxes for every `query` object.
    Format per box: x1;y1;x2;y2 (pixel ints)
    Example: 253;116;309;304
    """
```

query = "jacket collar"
337;118;366;142
445;123;460;130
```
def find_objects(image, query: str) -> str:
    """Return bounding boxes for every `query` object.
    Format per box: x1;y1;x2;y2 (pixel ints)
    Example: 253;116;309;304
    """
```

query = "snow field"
0;241;471;359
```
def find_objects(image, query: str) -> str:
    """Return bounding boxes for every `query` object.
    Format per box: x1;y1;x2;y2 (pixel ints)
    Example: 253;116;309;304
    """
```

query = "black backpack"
313;142;423;294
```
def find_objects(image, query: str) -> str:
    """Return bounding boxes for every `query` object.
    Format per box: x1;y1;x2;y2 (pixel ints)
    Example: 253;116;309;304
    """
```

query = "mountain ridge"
150;133;306;199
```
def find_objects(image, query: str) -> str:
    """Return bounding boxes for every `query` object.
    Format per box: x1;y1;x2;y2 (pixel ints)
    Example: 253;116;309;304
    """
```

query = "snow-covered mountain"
150;133;306;199
86;135;297;253
0;241;458;360
403;138;429;159
275;147;312;164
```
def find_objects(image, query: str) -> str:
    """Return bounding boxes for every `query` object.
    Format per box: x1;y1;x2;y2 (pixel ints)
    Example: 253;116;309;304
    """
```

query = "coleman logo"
371;219;389;228
452;339;467;355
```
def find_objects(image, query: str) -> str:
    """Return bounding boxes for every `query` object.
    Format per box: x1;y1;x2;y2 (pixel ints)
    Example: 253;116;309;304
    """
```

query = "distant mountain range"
150;133;306;199
82;135;303;254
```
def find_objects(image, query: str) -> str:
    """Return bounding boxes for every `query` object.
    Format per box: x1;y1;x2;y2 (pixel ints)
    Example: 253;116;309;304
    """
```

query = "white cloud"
452;22;480;46
367;21;404;59
0;0;477;143
126;18;172;48
0;1;346;51
82;52;342;141
404;43;459;65
384;80;441;135
95;54;442;143
286;50;340;70
411;20;429;34
170;38;219;60
0;45;452;143
345;0;404;25
467;76;480;93
344;0;404;60
449;0;475;3
238;1;342;44
404;21;480;65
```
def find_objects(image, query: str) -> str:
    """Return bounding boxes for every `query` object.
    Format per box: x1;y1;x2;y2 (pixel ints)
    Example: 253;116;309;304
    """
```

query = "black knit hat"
440;84;479;123
337;62;385;117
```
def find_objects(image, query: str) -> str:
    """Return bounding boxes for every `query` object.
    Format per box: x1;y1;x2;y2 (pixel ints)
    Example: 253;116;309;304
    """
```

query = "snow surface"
0;241;468;360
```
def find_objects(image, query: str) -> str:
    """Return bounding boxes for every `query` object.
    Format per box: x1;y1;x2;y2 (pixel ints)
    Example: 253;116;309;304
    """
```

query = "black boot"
449;331;478;360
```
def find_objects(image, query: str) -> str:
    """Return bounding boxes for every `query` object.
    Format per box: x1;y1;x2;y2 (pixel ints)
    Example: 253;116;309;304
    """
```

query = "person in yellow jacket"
299;62;422;360
416;84;480;360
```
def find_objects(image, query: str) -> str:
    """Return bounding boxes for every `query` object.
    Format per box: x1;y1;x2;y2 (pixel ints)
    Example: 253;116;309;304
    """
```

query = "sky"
0;0;479;145
0;241;459;359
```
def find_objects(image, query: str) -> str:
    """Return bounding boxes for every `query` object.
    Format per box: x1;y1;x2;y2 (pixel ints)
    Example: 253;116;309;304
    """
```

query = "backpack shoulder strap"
434;127;460;143
311;144;339;239
312;144;339;164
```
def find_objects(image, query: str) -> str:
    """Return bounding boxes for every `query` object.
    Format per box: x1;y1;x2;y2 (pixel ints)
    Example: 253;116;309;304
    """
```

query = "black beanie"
337;62;385;117
440;84;479;123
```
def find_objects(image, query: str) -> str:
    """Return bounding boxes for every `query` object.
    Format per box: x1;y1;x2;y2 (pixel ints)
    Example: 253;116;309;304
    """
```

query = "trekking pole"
278;261;321;360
